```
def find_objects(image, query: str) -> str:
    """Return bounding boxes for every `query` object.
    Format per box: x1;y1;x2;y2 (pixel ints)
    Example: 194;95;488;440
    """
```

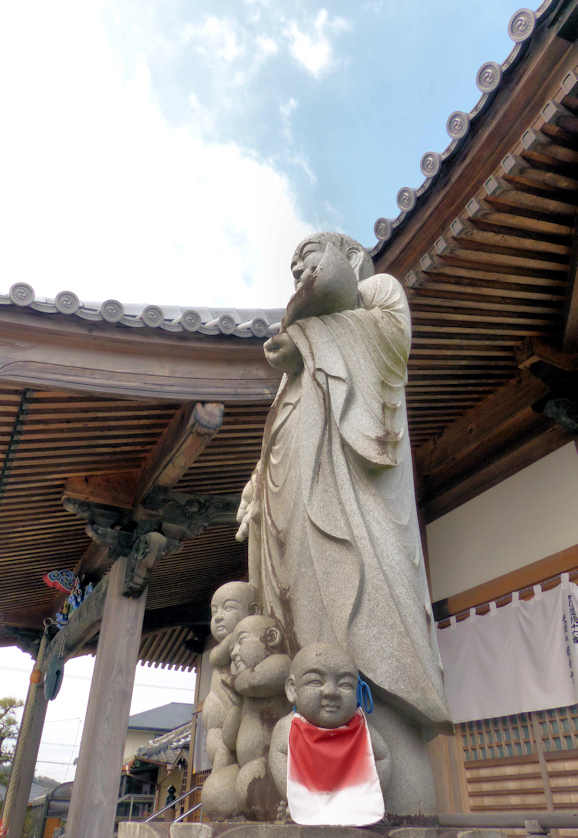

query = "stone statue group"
202;233;450;825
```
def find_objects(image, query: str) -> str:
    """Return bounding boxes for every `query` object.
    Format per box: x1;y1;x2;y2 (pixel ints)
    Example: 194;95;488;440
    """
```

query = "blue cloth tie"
357;675;374;714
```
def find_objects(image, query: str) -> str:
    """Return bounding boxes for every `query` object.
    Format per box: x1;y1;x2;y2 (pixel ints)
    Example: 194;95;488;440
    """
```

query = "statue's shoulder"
360;272;402;289
271;712;293;745
358;273;407;310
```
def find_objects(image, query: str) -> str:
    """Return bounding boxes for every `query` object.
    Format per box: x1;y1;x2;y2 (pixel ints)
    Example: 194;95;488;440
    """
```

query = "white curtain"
437;575;578;723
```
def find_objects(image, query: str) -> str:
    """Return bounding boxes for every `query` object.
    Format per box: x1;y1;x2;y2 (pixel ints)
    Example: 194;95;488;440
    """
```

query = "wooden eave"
373;7;578;522
0;329;276;668
1;2;577;669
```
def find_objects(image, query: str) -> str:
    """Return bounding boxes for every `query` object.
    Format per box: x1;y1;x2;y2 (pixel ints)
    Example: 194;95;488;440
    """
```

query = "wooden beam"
516;338;578;373
0;308;281;401
65;402;225;580
415;372;549;497
41;576;109;675
563;216;578;351
134;402;224;500
422;422;572;523
433;543;578;619
65;472;138;510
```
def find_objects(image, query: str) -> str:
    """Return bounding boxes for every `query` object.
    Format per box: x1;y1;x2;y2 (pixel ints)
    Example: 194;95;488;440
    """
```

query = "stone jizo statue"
203;612;291;820
201;581;258;817
269;642;390;826
236;232;450;814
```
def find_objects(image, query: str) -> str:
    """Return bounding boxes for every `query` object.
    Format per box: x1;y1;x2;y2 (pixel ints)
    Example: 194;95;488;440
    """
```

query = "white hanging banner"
438;580;578;723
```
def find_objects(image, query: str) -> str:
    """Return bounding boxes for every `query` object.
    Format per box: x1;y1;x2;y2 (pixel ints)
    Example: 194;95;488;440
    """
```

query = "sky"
0;0;525;310
0;0;527;786
1;646;195;785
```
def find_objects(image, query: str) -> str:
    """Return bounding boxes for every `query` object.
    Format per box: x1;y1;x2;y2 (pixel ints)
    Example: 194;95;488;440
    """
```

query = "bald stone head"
290;232;374;291
210;581;258;643
230;614;286;674
286;643;358;729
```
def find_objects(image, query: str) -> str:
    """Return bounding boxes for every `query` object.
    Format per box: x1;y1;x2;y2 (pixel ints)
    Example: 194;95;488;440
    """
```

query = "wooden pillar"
2;632;49;838
65;555;147;838
184;661;202;821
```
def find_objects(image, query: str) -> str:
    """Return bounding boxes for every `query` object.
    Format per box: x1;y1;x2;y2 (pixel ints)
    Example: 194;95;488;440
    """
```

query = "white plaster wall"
427;442;578;602
123;729;156;763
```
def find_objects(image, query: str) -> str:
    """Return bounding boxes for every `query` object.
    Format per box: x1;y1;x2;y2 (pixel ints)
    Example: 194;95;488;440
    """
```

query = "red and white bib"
287;709;384;826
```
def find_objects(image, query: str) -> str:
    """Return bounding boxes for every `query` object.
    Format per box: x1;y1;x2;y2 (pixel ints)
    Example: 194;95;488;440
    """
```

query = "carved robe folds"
248;274;449;726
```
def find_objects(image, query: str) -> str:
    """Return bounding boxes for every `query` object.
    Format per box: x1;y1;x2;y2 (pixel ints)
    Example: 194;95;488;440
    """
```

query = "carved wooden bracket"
123;532;171;598
63;490;240;546
139;488;239;538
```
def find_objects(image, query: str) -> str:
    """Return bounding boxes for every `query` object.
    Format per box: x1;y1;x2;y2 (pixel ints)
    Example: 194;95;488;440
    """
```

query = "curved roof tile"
370;0;559;257
1;283;283;339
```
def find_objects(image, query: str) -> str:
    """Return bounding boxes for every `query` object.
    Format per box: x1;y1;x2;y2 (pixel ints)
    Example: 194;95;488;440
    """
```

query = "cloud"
256;35;279;57
285;8;350;78
183;16;245;63
280;96;298;141
0;1;313;308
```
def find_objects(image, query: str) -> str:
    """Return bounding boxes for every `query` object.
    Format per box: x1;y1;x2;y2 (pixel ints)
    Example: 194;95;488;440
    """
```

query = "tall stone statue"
236;233;450;814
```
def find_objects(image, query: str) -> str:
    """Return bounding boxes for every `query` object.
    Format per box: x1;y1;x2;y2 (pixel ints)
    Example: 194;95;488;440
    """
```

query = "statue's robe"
248;273;449;726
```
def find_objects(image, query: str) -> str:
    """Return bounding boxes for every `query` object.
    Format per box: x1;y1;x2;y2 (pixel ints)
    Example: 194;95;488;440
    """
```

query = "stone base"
118;822;507;838
117;824;171;837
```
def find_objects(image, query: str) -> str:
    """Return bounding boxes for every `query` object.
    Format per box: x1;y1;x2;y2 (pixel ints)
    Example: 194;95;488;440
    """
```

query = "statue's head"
290;233;374;291
210;581;258;643
286;642;358;729
230;614;286;674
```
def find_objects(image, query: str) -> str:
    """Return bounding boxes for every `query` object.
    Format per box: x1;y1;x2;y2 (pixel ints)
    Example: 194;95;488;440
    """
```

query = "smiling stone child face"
209;581;257;643
286;643;358;729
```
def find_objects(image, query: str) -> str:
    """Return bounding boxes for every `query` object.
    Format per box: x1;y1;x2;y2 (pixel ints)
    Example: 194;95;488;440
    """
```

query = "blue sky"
0;0;524;308
0;0;532;783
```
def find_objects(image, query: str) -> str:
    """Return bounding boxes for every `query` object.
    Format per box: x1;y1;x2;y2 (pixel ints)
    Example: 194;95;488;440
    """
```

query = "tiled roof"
1;284;283;338
371;0;563;255
127;702;194;732
135;721;193;765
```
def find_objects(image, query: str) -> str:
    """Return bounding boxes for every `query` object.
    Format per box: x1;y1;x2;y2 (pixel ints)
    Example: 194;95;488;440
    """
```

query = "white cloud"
0;1;313;308
285;8;350;78
256;35;279;57
280;96;298;141
183;16;245;63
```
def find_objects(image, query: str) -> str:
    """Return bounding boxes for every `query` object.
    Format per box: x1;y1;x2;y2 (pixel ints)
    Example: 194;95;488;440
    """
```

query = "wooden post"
2;632;49;838
64;556;148;838
184;662;202;822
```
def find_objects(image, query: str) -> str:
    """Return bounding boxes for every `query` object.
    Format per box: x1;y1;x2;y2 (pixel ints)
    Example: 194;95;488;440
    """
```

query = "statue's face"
291;239;323;290
210;582;254;642
230;615;283;674
230;627;268;674
289;652;358;728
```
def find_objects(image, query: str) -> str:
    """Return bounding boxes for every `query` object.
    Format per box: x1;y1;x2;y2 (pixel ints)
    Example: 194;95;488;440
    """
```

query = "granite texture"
202;604;290;820
117;823;171;837
236;234;450;814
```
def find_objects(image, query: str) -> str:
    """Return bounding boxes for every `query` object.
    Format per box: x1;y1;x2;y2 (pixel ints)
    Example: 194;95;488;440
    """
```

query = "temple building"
0;0;577;834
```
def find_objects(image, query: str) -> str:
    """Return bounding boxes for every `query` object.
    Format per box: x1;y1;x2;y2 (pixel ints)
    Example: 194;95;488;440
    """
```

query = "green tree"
0;697;23;787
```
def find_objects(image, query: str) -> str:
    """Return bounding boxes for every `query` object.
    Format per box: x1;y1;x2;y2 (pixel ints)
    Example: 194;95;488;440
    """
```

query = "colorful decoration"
42;568;76;594
44;571;96;629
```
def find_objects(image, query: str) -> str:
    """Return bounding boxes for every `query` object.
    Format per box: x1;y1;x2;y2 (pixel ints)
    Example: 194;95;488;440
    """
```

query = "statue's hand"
263;332;303;374
220;675;242;706
235;472;260;542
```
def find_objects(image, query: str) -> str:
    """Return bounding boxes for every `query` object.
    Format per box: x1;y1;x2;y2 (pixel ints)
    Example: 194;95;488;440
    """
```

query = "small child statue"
222;615;292;820
269;642;391;826
201;581;258;818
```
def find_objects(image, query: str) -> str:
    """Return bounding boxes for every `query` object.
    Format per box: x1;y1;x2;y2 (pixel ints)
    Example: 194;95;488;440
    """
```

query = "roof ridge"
370;0;562;256
0;285;283;339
